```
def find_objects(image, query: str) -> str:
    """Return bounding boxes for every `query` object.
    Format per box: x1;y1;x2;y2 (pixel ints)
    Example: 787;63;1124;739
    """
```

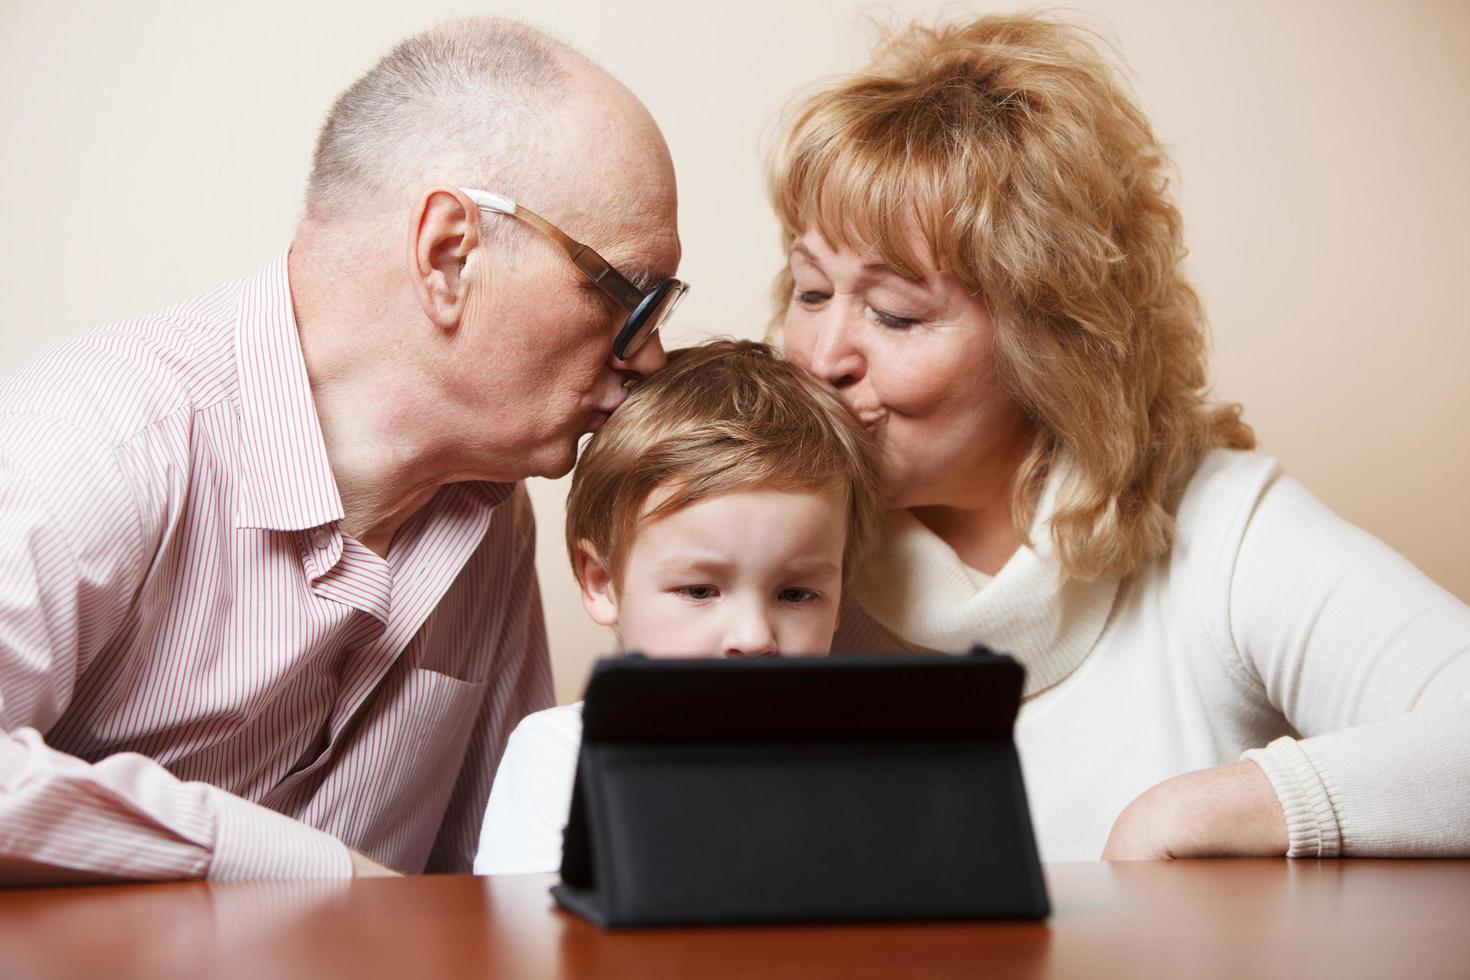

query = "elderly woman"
768;14;1470;861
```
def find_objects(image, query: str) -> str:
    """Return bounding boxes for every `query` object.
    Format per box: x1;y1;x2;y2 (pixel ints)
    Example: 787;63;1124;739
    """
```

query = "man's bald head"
289;16;679;492
304;17;673;240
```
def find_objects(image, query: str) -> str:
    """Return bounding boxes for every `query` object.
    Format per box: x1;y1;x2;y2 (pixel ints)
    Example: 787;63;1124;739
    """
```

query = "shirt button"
310;528;330;549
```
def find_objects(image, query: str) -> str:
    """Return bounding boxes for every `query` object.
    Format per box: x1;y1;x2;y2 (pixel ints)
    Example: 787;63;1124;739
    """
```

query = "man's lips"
586;399;625;432
585;385;630;433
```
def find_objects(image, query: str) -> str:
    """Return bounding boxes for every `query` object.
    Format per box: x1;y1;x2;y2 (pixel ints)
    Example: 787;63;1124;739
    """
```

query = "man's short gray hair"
306;18;570;222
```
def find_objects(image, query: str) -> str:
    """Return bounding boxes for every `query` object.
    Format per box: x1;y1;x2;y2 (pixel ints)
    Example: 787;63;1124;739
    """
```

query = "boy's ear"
573;540;620;627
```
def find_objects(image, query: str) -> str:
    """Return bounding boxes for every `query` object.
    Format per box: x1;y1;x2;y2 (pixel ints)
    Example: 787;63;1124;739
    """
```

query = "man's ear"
410;187;484;331
573;540;620;627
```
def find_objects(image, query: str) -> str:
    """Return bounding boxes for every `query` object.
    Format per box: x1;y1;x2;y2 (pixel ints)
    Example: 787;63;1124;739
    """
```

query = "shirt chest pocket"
266;665;491;867
350;666;491;799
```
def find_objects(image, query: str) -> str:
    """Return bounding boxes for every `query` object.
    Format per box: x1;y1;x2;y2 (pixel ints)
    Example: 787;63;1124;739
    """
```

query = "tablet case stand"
551;648;1050;927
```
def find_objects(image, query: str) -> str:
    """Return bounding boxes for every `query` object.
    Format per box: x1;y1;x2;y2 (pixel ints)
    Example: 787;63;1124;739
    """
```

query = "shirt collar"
234;251;345;531
468;481;517;510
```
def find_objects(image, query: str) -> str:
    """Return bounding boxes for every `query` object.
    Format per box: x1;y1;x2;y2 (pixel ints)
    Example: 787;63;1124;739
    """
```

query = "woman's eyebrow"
789;241;820;265
791;241;930;290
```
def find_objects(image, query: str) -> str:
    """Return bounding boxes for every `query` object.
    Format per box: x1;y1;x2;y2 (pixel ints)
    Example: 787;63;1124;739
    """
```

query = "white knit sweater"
835;449;1470;861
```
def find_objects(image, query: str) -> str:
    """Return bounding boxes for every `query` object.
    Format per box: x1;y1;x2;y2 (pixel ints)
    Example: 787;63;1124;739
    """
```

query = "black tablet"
551;648;1049;927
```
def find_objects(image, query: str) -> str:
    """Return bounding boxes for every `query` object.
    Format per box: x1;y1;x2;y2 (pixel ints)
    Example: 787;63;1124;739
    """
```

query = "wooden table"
3;861;1468;979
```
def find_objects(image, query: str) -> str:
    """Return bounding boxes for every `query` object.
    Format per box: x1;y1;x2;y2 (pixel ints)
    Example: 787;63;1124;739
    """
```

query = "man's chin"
526;442;579;481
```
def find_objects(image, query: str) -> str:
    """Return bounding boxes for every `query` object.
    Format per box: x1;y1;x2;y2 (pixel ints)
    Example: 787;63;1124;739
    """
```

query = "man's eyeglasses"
461;187;686;360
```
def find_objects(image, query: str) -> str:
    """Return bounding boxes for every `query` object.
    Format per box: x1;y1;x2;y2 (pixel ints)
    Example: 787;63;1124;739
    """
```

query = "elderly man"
0;18;678;881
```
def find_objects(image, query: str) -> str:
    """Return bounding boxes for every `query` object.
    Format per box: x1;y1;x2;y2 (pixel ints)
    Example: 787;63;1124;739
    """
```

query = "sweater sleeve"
1227;473;1470;857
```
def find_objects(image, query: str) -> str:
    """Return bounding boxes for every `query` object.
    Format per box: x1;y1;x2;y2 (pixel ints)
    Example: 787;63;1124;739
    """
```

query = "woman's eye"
793;289;830;306
872;308;919;330
779;588;820;604
677;585;718;601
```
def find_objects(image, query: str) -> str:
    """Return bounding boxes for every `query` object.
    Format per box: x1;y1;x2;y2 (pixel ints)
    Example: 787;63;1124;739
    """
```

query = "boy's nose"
724;611;778;658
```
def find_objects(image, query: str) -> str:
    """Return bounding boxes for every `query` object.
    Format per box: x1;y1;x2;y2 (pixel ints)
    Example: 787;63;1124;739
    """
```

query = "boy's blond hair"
567;340;883;587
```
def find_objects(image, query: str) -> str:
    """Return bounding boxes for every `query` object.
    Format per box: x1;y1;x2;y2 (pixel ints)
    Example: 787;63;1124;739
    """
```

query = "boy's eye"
779;588;821;604
677;585;719;601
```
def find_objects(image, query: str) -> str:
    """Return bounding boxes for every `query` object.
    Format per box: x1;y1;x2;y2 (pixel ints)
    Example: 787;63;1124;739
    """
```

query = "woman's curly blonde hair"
768;13;1254;581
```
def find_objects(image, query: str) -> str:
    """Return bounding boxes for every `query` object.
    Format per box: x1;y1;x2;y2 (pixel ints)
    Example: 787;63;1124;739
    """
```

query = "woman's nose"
795;307;865;390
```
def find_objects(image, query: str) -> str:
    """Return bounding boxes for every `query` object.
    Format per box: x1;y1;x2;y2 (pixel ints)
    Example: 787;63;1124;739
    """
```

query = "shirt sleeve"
0;414;351;883
424;484;555;873
1227;472;1470;857
473;706;581;875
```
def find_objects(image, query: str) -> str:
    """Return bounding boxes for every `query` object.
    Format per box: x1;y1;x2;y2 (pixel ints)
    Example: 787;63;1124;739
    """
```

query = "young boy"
474;340;882;875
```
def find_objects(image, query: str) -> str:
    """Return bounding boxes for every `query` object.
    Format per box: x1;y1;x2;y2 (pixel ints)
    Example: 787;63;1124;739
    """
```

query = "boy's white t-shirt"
474;702;584;875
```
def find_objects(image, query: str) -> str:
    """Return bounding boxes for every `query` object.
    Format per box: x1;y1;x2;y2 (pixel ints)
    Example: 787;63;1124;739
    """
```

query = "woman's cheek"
872;363;945;419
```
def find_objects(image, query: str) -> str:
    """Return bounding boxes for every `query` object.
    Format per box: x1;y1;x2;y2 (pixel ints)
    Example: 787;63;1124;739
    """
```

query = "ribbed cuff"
1242;737;1342;858
206;787;353;880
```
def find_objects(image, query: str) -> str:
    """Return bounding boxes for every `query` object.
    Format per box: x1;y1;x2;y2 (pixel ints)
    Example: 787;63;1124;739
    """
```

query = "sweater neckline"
851;469;1120;699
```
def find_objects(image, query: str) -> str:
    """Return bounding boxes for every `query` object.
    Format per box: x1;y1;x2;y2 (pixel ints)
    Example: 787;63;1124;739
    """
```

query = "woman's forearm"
1103;760;1288;860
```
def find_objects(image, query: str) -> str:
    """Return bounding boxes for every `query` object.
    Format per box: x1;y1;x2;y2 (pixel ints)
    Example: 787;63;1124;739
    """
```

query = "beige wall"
2;0;1466;704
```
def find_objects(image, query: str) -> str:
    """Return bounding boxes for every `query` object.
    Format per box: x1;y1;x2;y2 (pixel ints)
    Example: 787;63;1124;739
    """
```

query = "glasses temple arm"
511;205;645;310
466;188;647;312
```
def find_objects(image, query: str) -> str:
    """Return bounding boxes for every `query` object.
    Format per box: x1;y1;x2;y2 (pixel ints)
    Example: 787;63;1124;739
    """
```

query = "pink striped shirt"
0;253;553;883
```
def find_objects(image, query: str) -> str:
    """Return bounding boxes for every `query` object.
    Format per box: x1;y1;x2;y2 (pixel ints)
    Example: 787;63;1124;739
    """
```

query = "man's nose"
611;330;667;381
723;606;778;658
798;306;865;390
